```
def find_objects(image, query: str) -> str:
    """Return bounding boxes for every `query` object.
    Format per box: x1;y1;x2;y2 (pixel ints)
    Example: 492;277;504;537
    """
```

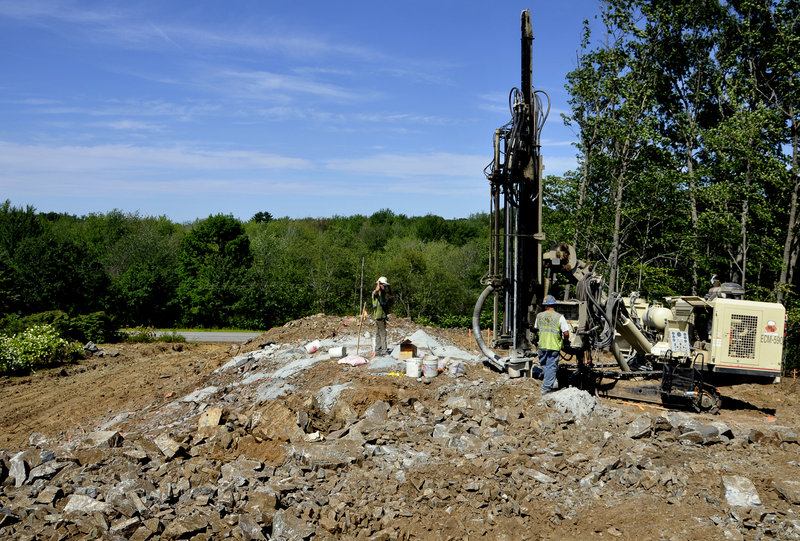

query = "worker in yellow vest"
534;295;570;394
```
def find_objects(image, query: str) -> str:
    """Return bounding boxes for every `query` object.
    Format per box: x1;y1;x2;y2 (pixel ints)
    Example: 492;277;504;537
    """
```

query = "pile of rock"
1;332;799;540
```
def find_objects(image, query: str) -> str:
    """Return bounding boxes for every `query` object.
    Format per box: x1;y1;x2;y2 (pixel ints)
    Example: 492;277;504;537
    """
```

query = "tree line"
0;202;490;332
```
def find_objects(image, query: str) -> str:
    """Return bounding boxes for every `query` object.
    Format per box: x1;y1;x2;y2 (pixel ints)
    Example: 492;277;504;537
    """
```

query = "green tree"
105;216;182;326
640;0;725;294
251;211;274;224
0;200;41;260
565;0;662;292
177;214;252;328
12;233;109;315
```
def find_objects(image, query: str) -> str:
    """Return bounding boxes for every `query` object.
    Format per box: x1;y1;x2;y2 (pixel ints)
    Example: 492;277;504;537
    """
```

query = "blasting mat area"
1;314;799;540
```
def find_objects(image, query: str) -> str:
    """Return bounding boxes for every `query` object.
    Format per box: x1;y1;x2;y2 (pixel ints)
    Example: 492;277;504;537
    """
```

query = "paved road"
155;331;264;343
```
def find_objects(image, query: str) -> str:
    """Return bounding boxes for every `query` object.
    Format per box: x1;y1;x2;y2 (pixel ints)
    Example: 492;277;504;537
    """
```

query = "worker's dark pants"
375;318;388;354
538;349;560;392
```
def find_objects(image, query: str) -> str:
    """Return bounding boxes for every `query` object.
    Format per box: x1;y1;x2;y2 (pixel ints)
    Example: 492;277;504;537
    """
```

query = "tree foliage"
0;201;492;334
561;0;800;368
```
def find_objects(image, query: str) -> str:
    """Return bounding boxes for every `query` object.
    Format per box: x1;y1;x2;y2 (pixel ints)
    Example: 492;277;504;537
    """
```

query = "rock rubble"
1;326;799;540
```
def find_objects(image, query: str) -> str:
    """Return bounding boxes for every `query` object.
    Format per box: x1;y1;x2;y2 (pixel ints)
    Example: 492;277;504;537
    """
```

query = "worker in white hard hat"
534;295;570;394
706;274;722;301
372;276;393;356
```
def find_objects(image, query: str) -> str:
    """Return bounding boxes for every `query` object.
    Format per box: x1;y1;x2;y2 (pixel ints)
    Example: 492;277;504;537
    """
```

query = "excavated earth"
0;314;799;540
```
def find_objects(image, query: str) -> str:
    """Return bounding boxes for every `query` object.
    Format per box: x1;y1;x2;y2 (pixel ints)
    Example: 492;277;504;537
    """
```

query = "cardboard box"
398;339;417;360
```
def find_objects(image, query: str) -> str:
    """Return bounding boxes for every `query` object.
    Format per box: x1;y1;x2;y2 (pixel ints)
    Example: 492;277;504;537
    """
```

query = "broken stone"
238;514;268;540
84;430;124;448
29;460;68;484
9;451;28;487
626;414;652;439
772;479;800;505
153;433;184;460
161;510;210;538
709;421;735;440
0;508;19;527
251;402;305;443
541;387;598;418
63;494;113;514
722;475;762;508
777;428;799;444
291;441;363;470
220;456;263;484
271;510;314;540
679;424;720;445
110;516;140;535
197;407;223;430
528;470;557;484
123;448;150;463
748;428;774;444
35;484;63;504
180;385;220;403
28;433;48;448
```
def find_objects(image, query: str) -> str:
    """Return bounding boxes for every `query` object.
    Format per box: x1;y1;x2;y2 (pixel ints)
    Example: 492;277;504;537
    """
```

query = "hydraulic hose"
473;285;504;370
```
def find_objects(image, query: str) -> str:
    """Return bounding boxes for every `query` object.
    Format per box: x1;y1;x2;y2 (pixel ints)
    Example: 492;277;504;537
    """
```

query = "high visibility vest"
537;310;564;351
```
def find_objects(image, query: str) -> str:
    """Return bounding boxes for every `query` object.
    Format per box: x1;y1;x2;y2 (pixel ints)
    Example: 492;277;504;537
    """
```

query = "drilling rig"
471;10;786;413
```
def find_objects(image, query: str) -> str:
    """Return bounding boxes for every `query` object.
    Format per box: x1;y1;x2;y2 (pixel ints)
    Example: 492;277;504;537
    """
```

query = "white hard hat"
377;276;389;285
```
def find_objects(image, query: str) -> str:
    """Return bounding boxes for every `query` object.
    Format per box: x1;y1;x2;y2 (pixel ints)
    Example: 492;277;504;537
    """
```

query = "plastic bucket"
423;357;438;378
406;358;422;378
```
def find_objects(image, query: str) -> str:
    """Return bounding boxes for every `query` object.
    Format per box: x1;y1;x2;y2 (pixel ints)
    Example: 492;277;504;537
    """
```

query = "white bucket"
423;357;438;378
305;340;321;354
328;346;346;358
406;358;422;378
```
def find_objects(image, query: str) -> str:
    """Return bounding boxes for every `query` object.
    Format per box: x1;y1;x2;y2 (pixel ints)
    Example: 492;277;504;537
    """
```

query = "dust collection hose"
473;285;504;370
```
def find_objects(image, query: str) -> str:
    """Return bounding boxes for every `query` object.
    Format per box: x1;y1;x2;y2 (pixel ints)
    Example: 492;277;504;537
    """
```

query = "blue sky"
0;1;602;222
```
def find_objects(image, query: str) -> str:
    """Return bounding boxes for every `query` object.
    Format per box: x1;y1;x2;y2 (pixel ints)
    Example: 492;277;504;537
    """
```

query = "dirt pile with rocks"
1;314;799;540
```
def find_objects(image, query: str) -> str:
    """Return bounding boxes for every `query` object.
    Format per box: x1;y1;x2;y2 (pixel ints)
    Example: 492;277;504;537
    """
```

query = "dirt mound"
0;318;798;540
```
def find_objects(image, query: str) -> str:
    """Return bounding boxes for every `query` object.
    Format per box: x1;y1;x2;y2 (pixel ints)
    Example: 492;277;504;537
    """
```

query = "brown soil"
0;342;234;450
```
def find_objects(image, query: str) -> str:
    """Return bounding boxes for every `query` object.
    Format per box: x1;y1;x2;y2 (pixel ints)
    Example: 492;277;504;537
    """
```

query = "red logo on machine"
765;321;778;334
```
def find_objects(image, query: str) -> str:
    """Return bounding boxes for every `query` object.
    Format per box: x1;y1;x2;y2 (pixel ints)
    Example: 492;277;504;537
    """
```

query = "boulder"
63;494;114;514
626;414;652;439
772;479;800;505
722;475;762;508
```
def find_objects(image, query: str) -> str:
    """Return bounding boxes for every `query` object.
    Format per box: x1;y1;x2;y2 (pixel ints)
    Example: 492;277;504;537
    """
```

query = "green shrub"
159;331;186;343
124;327;186;343
2;311;70;336
0;310;118;344
0;313;23;336
414;311;492;329
0;324;82;374
125;326;157;343
68;311;119;343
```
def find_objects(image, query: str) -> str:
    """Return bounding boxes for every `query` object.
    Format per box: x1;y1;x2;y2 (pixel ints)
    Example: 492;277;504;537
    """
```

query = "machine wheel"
692;385;721;414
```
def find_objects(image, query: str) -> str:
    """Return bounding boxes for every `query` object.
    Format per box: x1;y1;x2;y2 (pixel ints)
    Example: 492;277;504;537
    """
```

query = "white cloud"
100;119;166;132
220;70;366;102
0;1;379;62
0;141;312;175
325;152;488;179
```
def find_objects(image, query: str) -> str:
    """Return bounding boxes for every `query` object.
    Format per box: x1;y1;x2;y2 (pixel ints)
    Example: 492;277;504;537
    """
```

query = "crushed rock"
0;318;798;540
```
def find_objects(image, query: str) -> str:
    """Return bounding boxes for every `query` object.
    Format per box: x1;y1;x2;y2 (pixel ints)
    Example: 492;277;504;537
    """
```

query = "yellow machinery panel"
710;298;784;377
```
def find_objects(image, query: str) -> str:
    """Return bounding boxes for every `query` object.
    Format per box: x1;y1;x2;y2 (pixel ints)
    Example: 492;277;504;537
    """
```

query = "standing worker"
534;295;570;394
372;276;393;356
